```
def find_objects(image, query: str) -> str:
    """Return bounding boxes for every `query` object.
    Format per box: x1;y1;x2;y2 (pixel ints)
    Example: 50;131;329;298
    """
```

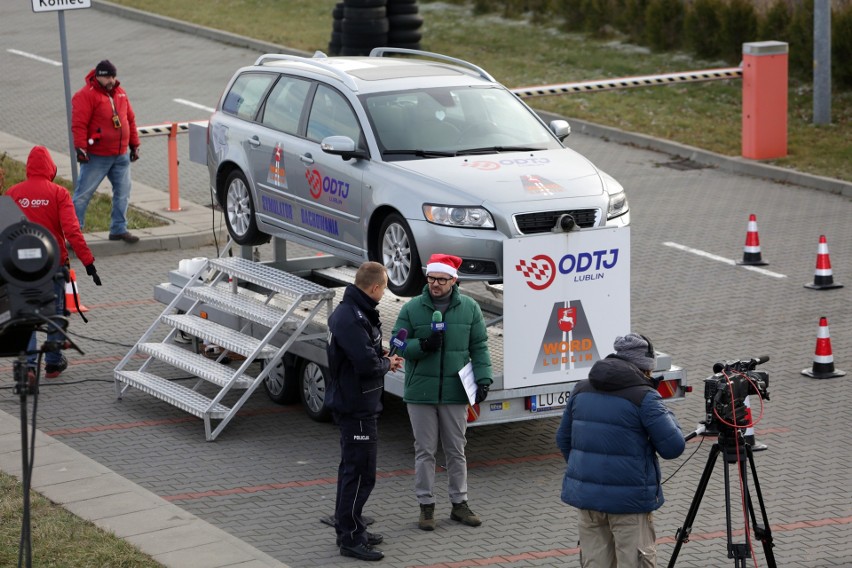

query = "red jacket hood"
26;145;58;181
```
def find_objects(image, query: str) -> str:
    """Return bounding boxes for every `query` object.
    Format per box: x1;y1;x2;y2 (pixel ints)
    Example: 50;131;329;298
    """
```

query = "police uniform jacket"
556;355;685;514
393;284;492;405
326;284;389;419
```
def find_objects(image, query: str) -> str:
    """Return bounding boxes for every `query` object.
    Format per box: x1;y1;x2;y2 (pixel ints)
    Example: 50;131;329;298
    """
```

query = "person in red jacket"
4;146;103;378
71;59;140;244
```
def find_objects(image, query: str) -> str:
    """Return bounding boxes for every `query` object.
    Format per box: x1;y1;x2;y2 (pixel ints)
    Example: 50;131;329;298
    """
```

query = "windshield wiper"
382;149;457;158
456;146;542;155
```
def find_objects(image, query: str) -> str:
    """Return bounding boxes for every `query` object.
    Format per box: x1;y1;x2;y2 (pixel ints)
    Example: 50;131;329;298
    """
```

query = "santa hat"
425;253;462;278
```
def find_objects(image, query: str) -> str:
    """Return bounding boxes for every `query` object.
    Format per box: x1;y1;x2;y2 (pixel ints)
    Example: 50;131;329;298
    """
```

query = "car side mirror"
549;120;571;141
321;136;368;161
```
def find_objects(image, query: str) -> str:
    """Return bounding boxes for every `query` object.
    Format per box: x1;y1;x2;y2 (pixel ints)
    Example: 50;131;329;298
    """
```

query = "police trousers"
334;415;378;547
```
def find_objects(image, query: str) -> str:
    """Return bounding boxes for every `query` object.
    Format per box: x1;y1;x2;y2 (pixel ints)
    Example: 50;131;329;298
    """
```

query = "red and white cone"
64;268;89;313
742;395;766;451
801;317;846;379
804;235;843;290
737;214;768;266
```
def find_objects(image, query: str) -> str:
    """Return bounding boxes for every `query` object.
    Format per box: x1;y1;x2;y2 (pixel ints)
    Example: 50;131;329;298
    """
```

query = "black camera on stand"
669;355;776;568
702;356;770;441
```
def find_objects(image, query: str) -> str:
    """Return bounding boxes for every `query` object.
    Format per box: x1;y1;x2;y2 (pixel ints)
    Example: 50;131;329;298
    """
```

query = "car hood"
388;148;604;205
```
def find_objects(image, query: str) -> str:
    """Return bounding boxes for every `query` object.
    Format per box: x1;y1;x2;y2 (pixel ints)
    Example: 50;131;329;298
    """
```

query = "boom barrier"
511;67;743;98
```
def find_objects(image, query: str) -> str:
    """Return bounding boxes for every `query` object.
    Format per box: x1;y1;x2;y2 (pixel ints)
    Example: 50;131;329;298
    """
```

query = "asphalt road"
2;4;852;568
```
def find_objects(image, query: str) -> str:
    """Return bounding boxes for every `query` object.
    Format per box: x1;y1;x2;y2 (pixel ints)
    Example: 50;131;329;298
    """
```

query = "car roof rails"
253;52;359;92
369;47;496;83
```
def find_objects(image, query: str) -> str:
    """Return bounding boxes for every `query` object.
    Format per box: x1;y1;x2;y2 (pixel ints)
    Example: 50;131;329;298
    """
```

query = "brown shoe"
419;503;436;531
450;501;481;527
109;232;139;243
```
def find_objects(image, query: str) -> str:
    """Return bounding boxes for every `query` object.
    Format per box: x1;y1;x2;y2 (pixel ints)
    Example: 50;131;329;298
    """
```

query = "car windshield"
362;86;561;161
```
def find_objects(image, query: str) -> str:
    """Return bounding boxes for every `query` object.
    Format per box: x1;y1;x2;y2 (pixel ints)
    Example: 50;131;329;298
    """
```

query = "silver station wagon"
207;48;630;296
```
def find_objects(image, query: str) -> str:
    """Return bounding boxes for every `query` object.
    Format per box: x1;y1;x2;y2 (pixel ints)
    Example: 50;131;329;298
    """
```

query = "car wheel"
377;213;425;296
261;358;299;404
223;170;269;246
301;360;332;422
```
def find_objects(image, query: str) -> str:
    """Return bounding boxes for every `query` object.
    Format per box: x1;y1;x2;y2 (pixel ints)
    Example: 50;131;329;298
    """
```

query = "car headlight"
422;204;495;229
602;173;629;219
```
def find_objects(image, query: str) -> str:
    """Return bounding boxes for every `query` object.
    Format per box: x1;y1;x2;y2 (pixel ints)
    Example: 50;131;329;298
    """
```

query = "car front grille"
513;209;599;234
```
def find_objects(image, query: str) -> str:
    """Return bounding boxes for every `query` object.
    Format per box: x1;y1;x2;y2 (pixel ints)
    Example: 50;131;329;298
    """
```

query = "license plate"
529;391;570;412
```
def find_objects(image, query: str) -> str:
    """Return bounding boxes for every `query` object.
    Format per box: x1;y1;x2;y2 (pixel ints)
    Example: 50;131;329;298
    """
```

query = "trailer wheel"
301;360;332;422
262;358;299;404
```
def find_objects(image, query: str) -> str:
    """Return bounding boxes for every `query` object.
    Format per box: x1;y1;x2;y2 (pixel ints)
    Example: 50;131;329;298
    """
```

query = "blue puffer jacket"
556;355;685;514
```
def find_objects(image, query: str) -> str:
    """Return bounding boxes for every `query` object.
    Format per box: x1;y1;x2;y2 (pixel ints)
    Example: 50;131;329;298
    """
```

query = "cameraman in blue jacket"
556;333;685;567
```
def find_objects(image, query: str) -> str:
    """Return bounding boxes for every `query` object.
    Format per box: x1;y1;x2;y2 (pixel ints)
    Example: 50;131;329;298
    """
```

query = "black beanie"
95;60;117;77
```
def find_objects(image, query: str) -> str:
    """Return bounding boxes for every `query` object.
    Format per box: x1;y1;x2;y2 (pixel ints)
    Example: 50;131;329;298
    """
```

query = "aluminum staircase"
114;255;334;441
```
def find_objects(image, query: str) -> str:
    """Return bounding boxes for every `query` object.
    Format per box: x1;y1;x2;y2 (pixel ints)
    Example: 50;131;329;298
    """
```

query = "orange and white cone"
64;268;89;313
737;214;768;266
801;316;846;379
804;235;843;290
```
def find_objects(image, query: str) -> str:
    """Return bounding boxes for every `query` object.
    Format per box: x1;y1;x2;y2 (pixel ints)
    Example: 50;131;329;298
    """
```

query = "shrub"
759;0;792;42
834;3;852;87
561;0;587;31
787;0;815;81
685;0;725;59
645;0;685;51
721;0;759;63
582;0;610;34
623;0;650;42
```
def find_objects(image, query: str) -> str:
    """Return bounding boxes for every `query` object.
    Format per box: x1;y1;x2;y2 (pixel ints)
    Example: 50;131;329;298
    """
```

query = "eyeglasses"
426;276;453;285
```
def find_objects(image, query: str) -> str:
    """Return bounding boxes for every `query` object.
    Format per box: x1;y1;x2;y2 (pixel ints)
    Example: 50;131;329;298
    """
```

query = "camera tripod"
668;427;776;568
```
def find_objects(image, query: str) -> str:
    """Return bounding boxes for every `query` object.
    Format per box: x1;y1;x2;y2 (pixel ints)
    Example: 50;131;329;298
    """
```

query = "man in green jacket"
393;253;492;531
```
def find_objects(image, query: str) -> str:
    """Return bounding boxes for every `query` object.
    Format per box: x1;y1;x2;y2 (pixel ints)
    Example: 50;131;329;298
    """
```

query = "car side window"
260;76;311;135
306;85;363;145
222;72;276;121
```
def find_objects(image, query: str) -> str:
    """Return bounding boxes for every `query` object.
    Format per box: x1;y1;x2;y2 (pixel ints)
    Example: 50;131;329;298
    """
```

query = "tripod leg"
724;452;751;566
745;446;777;568
667;443;721;568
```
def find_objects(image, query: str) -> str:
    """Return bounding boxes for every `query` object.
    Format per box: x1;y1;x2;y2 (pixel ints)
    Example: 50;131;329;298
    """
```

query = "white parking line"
173;98;215;113
663;241;787;279
7;49;61;66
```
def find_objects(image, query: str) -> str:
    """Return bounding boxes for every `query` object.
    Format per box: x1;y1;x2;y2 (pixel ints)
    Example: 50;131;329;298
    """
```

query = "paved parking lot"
2;3;852;567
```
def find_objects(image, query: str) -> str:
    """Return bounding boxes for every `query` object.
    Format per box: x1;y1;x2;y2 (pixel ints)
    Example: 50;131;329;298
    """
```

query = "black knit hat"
95;60;117;77
613;333;656;371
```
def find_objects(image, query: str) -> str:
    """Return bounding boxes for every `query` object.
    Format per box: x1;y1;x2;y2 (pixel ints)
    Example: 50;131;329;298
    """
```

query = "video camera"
702;356;770;438
0;195;66;357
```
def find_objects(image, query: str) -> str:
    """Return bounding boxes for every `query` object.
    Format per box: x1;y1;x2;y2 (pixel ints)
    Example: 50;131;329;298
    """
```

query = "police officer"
327;261;403;562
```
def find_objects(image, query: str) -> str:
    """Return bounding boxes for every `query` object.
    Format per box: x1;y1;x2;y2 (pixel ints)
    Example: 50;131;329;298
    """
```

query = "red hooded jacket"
5;146;95;267
72;69;139;157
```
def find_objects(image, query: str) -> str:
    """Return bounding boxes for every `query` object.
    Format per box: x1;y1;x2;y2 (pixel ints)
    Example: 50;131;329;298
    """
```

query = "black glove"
75;148;89;163
85;263;102;286
129;145;140;162
475;384;490;404
419;331;443;353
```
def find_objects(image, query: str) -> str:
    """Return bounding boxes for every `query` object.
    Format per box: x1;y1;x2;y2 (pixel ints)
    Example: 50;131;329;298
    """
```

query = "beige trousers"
577;509;656;568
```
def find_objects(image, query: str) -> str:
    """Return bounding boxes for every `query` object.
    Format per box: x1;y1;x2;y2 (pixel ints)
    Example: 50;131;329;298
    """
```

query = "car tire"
223;170;270;246
344;0;386;7
343;18;390;34
388;29;422;44
387;3;420;16
262;358;299;404
388;14;423;30
300;359;332;422
343;6;386;20
376;212;425;296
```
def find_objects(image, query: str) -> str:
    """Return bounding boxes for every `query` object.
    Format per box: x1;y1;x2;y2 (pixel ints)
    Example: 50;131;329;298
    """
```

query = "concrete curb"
0;411;288;567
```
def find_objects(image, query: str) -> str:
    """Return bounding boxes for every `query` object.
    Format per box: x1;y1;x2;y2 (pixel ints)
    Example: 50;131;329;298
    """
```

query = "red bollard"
742;41;788;160
167;122;182;211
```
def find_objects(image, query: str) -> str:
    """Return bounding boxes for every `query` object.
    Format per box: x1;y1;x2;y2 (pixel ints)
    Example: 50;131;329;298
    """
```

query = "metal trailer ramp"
114;256;334;441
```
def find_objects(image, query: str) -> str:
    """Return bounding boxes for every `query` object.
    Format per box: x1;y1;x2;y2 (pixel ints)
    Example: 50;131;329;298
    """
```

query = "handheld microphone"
389;328;408;357
431;310;445;332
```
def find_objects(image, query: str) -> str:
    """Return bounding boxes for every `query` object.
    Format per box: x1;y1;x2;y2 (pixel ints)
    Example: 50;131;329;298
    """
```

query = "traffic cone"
801;317;846;379
64;268;89;313
804;235;843;290
742;395;767;451
737;214;768;266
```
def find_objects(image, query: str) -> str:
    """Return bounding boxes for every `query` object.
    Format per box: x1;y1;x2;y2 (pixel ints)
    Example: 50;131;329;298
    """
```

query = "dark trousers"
334;414;378;547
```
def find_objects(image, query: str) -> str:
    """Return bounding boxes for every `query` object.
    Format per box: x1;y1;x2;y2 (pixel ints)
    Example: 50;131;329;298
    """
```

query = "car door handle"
248;136;261;148
299;153;314;165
